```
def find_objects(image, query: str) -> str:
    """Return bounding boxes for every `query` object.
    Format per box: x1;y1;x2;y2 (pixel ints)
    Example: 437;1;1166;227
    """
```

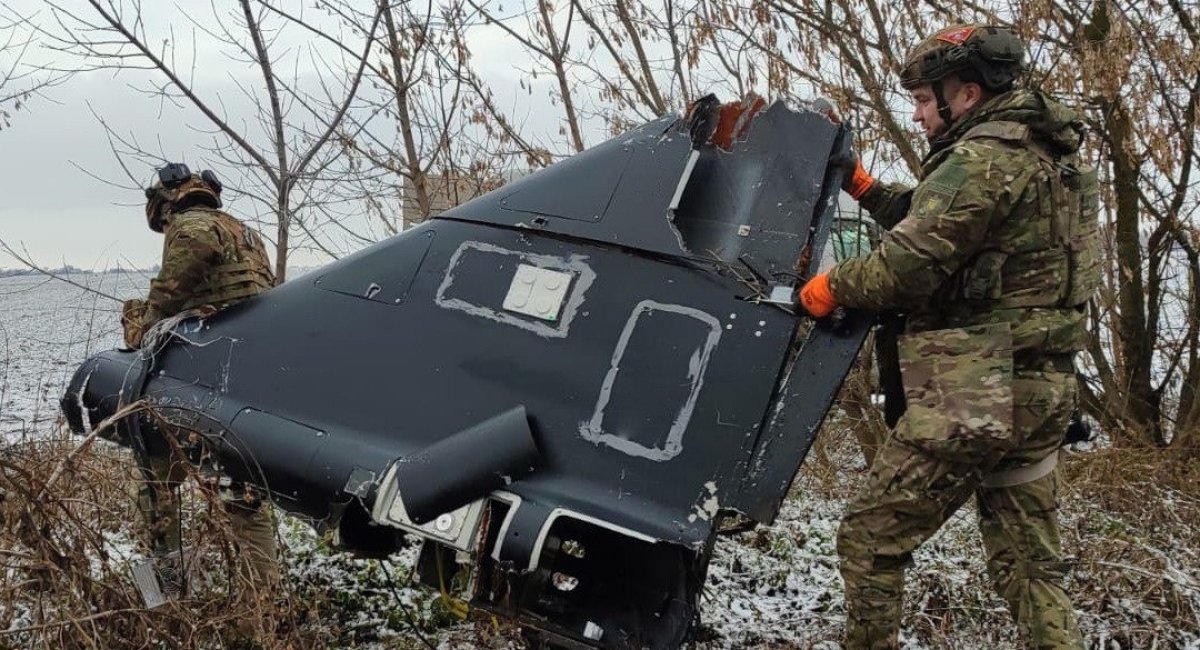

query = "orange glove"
798;272;838;318
845;157;875;200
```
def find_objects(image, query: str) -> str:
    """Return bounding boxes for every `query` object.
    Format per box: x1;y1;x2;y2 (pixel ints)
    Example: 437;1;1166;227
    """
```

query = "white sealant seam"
580;300;721;462
487;491;524;565
433;241;597;339
75;367;95;434
688;480;721;523
752;361;799;476
525;507;660;572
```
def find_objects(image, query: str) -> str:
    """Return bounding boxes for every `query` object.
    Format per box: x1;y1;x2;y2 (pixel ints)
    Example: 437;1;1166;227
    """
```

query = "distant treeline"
0;265;160;278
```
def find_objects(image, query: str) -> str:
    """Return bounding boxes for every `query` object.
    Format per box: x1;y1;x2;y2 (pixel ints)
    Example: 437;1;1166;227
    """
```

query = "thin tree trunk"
384;5;433;227
1108;99;1161;445
242;0;291;283
538;0;585;153
615;0;666;113
275;187;290;284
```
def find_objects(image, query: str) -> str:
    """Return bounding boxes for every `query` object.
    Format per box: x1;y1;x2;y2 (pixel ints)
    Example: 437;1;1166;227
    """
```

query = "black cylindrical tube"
396;405;539;524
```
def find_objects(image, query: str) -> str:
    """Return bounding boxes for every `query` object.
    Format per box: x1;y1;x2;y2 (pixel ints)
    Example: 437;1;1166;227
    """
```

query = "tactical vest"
177;210;275;312
948;121;1100;312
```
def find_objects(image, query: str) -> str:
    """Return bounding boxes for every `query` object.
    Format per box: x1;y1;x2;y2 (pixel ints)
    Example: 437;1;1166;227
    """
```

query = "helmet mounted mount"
144;162;223;232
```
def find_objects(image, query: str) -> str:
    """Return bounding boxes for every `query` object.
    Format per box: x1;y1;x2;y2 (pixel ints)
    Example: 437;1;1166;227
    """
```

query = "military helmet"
899;25;1026;92
144;162;223;232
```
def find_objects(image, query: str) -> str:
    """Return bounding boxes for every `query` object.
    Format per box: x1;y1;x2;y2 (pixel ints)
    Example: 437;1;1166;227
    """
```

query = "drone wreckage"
63;95;872;649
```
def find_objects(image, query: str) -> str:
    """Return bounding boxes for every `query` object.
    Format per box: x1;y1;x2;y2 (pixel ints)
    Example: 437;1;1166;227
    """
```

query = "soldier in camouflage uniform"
798;26;1100;649
122;163;279;589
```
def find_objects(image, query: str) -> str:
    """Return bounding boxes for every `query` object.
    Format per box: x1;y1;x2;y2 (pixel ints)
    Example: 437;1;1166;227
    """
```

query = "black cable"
379;559;439;650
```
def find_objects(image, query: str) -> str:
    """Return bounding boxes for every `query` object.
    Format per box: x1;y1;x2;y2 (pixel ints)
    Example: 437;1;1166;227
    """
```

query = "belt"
982;450;1059;488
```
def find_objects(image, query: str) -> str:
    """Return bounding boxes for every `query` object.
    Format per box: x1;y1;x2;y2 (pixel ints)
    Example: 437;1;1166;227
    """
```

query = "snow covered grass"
1;274;1198;648
707;417;1200;650
699;426;1027;650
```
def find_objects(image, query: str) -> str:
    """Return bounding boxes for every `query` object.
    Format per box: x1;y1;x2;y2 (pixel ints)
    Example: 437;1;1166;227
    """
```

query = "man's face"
909;79;982;140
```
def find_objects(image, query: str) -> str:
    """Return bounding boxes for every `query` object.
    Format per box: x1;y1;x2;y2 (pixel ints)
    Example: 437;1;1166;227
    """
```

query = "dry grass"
0;420;535;650
0;430;310;649
1061;447;1200;648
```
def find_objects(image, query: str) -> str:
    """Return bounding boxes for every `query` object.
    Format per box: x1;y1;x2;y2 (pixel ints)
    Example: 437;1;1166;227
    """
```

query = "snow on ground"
0;272;144;438
2;273;1198;648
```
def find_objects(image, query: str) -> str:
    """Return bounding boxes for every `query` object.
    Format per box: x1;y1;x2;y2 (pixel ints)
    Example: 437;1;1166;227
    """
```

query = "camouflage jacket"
123;208;274;348
828;90;1100;362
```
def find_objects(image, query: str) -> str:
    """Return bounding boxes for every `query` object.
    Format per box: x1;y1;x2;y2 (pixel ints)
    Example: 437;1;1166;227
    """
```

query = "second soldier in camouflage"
799;25;1100;649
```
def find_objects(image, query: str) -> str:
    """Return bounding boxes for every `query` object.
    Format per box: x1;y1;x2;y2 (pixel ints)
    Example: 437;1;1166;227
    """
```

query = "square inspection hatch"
502;264;574;321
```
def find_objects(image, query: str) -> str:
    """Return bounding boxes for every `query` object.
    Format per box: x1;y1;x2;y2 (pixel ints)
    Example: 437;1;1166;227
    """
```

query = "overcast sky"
0;0;861;272
0;0;576;270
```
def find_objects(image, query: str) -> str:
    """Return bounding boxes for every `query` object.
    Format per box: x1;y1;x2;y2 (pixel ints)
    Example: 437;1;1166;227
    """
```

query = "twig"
1095;560;1200;593
379;559;440;650
0;608;149;636
0;238;122;303
37;400;146;500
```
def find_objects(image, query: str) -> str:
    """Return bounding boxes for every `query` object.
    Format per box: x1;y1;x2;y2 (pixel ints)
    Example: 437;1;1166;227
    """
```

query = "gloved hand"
812;99;875;200
798;272;838;318
843;155;875;200
122;298;148;349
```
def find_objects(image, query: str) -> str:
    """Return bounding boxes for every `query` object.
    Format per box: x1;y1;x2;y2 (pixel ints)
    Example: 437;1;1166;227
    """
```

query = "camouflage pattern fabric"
125;205;278;586
837;362;1081;648
134;455;280;587
121;298;148;349
830;90;1097;358
826;89;1095;649
123;207;273;348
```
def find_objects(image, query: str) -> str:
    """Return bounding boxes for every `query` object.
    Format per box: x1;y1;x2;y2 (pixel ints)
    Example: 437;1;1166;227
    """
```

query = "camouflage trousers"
133;454;280;587
837;325;1083;649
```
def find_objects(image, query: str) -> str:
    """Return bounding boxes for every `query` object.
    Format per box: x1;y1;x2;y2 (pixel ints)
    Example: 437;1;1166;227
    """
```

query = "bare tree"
287;0;475;229
1065;1;1200;450
463;0;589;155
0;7;68;130
40;0;382;282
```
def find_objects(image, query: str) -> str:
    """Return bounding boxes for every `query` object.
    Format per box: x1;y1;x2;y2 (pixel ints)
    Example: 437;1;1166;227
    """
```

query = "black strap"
876;312;908;428
932;79;956;128
1013;351;1075;372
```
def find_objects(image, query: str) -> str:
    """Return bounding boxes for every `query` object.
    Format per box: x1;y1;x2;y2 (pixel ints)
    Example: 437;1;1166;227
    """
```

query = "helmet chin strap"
932;79;956;128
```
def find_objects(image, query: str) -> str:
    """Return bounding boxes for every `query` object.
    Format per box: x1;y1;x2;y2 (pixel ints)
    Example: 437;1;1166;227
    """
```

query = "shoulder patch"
934;162;968;188
915;185;957;217
914;163;967;217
